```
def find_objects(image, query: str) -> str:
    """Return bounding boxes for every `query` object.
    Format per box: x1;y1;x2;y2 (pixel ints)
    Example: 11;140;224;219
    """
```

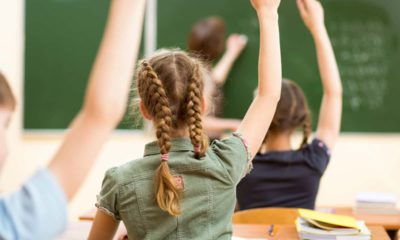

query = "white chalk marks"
330;19;391;111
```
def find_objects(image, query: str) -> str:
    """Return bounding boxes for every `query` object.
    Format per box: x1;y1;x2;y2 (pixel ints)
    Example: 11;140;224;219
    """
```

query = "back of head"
187;17;226;62
136;49;209;216
0;72;16;111
265;79;311;149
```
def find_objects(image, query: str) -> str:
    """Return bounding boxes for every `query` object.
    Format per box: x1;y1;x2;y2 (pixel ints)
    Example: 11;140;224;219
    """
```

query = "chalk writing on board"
329;19;390;111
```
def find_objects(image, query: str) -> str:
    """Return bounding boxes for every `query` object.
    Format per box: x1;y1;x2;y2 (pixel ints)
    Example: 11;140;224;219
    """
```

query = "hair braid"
136;50;210;216
186;63;209;158
300;112;312;149
139;61;182;216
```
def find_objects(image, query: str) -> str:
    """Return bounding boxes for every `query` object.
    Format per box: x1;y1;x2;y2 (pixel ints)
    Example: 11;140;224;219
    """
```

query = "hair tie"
194;145;201;153
161;154;169;162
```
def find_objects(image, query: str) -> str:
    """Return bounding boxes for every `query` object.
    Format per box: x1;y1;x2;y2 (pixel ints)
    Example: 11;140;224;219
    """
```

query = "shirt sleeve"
95;167;121;221
210;132;253;185
0;169;68;240
303;138;331;175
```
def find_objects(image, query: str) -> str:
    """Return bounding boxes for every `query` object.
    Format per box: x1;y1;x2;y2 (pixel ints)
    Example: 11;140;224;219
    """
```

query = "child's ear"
139;100;153;120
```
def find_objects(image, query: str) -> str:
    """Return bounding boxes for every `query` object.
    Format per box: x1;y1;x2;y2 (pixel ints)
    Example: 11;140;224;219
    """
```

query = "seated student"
188;16;248;139
237;0;343;210
0;0;146;239
88;0;282;238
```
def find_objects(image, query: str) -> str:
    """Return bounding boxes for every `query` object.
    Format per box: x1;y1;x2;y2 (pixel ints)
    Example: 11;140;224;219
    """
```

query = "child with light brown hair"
89;0;283;239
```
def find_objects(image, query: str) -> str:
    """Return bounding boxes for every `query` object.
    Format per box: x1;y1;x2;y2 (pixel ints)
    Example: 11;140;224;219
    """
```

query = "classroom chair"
232;208;299;225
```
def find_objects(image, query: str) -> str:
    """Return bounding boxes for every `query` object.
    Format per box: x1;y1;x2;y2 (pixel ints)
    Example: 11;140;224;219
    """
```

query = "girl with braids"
89;0;282;239
237;0;343;210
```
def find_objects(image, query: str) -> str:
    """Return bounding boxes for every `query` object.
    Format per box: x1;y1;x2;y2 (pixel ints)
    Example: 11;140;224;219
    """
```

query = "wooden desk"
65;221;390;240
330;207;400;230
233;224;390;240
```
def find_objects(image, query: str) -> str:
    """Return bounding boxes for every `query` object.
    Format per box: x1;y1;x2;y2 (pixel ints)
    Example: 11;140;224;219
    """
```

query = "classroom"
0;0;399;239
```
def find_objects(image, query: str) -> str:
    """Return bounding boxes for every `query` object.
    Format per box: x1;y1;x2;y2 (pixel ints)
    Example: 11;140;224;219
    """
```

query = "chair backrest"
232;208;299;225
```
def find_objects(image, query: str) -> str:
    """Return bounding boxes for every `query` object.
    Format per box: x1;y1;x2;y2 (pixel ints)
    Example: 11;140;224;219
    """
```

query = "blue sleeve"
303;138;331;175
0;169;68;240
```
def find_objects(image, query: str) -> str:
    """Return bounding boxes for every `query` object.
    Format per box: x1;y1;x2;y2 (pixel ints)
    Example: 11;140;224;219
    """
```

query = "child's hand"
226;34;248;59
297;0;325;33
250;0;281;13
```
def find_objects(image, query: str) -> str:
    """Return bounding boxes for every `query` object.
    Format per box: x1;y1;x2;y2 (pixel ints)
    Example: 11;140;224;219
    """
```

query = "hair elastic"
194;145;201;153
161;154;169;162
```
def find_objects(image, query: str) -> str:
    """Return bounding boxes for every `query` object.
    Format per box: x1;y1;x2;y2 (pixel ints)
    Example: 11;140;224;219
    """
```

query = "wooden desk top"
233;224;390;240
82;207;400;230
330;207;400;230
60;221;390;240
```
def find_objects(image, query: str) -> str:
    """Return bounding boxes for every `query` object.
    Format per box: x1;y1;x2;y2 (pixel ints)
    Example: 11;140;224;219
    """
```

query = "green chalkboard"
25;0;400;132
24;0;143;129
157;0;400;132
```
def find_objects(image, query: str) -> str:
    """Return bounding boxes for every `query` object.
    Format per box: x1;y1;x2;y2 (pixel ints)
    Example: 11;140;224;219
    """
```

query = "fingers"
297;0;308;19
228;34;241;40
228;34;248;46
239;35;249;46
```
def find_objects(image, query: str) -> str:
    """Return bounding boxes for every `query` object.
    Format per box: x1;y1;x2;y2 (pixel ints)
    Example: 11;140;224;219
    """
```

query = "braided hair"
136;49;209;216
262;79;312;150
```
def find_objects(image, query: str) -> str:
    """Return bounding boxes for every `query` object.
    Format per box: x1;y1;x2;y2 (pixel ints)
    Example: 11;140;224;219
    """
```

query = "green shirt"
96;134;251;240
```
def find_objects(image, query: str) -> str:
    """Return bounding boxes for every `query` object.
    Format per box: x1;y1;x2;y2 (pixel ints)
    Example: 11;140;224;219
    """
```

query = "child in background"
0;0;146;239
237;0;343;210
188;17;248;139
88;0;282;238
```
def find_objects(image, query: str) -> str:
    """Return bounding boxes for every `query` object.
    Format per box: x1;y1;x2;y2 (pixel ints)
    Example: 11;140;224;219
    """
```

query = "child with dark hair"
237;0;343;210
188;17;248;139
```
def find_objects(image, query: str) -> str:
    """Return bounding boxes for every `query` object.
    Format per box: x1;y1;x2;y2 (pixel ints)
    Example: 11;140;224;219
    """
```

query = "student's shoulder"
208;133;253;184
300;138;331;174
303;138;331;158
209;133;250;156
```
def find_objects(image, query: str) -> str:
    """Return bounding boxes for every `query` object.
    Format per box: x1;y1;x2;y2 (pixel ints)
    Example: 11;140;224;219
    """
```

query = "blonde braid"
186;63;209;158
139;61;182;216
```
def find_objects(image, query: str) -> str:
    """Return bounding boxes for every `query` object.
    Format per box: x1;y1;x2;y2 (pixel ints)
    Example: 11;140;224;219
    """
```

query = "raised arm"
237;0;282;157
49;0;147;200
212;34;248;85
297;0;342;149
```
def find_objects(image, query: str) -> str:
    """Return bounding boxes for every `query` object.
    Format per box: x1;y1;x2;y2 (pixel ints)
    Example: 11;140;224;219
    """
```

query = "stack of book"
355;192;399;215
296;209;371;240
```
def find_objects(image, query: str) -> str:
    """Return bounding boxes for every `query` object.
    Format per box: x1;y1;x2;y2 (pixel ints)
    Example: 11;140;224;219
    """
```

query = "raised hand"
250;0;281;13
297;0;343;149
297;0;325;33
226;34;248;59
237;0;282;157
